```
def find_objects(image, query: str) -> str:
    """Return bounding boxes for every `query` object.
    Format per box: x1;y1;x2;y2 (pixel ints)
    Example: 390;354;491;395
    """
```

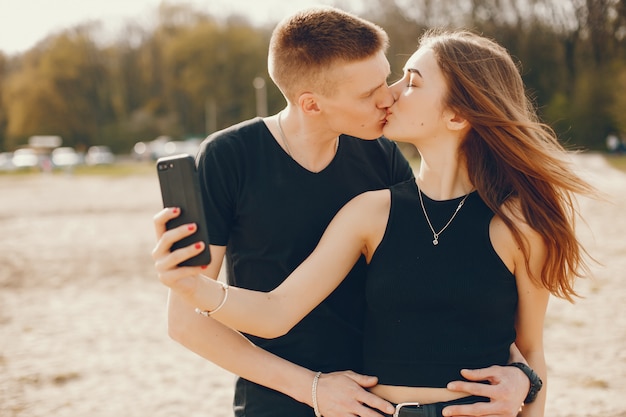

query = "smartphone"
156;154;211;266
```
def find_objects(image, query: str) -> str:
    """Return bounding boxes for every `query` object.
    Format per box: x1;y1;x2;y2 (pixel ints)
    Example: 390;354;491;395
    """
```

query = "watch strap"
507;362;543;404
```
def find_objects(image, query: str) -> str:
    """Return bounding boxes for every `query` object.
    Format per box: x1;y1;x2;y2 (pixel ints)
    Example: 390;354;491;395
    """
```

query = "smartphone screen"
157;154;211;266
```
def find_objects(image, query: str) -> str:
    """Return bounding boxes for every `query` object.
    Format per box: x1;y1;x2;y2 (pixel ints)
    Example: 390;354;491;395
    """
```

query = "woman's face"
384;47;450;145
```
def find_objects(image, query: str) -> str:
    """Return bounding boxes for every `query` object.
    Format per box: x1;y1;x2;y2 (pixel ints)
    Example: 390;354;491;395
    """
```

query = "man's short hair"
268;6;389;102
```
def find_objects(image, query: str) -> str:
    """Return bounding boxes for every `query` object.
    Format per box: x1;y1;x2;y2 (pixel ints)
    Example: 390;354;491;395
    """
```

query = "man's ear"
298;92;321;114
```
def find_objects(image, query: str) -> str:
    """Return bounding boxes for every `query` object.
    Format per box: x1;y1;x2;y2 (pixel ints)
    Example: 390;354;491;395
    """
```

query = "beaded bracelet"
194;280;229;317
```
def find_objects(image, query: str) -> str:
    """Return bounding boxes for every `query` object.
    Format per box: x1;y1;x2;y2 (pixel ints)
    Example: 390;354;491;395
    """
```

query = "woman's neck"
416;151;473;200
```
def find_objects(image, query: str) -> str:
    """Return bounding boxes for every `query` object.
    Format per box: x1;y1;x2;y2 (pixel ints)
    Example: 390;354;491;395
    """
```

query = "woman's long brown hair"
422;29;595;301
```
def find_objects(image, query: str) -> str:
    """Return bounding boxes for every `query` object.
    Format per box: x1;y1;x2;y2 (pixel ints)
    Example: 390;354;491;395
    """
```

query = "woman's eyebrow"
405;68;423;78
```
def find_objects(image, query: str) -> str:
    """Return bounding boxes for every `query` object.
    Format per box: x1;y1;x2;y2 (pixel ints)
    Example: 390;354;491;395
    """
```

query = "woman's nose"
388;80;402;102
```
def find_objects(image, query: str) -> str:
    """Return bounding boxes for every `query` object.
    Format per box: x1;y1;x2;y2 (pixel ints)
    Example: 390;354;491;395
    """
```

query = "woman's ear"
298;92;321;114
445;109;469;132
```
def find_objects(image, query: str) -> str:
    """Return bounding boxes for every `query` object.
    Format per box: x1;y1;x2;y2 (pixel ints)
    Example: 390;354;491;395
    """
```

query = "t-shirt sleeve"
384;137;415;185
196;135;240;246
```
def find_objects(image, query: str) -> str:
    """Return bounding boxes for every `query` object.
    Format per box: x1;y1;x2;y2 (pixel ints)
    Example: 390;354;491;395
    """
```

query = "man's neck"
265;110;339;173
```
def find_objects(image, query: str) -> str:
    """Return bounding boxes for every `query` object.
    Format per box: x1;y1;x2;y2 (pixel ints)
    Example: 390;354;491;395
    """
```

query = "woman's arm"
510;213;551;417
161;189;390;338
442;206;549;417
153;208;395;417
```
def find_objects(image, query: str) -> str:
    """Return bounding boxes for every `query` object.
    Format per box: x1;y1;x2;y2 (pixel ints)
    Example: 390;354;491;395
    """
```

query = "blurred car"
162;139;201;157
131;136;171;161
132;137;201;161
51;147;81;168
85;146;115;165
12;148;40;169
131;141;150;161
0;152;16;172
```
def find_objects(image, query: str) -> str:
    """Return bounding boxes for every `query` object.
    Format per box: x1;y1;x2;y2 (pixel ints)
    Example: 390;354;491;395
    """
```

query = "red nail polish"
188;224;195;231
195;242;202;249
201;265;208;270
172;208;179;214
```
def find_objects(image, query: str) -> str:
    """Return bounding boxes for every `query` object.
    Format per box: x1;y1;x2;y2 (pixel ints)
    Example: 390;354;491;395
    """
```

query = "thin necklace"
277;111;339;158
276;111;293;157
416;182;471;246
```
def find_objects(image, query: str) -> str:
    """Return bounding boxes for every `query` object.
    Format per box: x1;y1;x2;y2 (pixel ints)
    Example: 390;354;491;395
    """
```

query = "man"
152;6;532;417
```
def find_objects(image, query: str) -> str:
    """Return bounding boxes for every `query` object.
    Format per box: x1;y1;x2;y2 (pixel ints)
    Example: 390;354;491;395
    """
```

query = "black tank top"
364;179;518;387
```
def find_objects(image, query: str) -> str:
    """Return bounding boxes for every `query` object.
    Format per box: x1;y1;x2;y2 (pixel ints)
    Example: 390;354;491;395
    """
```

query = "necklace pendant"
417;183;471;248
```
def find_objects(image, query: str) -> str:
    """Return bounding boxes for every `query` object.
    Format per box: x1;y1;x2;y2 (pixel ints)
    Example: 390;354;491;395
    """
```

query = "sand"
0;153;624;417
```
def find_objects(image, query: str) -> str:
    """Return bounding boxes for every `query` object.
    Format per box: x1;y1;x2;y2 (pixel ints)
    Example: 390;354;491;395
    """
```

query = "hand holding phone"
157;154;212;266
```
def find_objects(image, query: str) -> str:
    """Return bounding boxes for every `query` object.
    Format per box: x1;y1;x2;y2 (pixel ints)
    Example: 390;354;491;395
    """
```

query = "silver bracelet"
312;371;322;417
194;280;229;317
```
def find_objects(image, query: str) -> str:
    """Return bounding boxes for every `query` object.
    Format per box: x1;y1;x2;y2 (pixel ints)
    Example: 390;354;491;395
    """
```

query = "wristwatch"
507;362;543;404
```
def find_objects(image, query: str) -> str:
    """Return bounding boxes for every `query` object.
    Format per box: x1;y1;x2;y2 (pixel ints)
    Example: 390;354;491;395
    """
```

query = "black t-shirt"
196;118;413;416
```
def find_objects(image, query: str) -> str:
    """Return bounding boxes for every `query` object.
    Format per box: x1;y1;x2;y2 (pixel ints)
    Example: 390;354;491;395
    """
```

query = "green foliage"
160;17;270;135
3;25;110;150
543;66;618;150
1;0;625;152
611;63;626;135
0;52;6;150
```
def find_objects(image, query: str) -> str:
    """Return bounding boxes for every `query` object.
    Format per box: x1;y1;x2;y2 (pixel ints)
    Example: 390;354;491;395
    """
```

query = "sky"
0;0;367;55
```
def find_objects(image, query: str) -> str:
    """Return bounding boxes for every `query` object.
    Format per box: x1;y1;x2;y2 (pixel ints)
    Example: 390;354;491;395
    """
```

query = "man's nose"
378;85;395;108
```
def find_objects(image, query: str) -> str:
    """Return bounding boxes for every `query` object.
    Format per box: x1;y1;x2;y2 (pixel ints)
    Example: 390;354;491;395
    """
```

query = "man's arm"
168;290;394;417
153;208;394;417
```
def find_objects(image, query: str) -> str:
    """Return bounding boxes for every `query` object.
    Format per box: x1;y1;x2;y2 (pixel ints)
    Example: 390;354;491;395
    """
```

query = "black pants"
234;379;315;417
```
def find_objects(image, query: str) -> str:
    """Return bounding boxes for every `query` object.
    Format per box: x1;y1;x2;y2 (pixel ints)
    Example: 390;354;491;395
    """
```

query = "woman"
157;30;594;417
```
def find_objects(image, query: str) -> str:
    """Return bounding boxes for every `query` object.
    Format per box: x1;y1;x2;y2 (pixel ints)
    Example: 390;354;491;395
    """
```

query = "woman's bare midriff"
370;384;470;405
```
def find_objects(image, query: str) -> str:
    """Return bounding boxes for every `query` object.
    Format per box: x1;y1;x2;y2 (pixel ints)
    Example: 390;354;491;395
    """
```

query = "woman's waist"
363;352;510;389
370;384;471;404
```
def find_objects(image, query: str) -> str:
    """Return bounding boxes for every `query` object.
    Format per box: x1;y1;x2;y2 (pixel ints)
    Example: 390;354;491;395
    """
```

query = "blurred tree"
363;0;426;77
158;7;272;136
1;0;625;152
365;0;626;149
585;0;615;65
612;63;626;135
3;24;110;150
532;0;623;148
0;52;7;150
97;39;153;153
111;4;275;145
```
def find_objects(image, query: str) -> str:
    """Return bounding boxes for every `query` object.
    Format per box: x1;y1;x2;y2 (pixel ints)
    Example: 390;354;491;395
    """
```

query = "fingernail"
194;242;202;249
201;265;208;270
188;224;196;231
172;207;179;214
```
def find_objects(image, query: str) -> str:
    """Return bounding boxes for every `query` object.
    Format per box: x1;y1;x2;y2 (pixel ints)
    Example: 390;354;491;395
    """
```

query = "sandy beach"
0;153;624;417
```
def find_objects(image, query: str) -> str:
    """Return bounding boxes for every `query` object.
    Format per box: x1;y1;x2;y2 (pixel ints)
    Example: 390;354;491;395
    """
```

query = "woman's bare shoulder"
346;189;391;216
500;197;543;242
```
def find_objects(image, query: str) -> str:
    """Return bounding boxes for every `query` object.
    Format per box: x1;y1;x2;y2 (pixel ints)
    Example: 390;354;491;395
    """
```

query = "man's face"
315;51;393;140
